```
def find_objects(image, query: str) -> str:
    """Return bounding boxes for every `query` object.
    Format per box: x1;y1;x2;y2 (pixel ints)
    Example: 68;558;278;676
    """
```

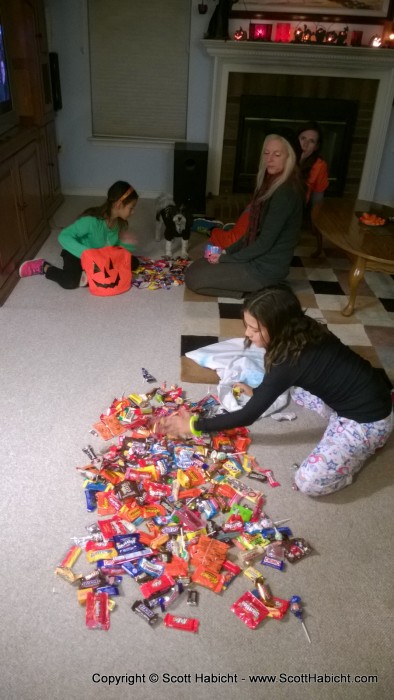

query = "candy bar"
139;574;175;600
131;600;160;626
85;591;110;630
163;613;199;633
261;555;285;571
58;545;81;569
187;590;199;606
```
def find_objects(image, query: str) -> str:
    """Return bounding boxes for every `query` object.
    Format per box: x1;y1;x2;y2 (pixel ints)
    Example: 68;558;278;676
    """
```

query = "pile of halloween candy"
55;375;313;636
132;257;190;290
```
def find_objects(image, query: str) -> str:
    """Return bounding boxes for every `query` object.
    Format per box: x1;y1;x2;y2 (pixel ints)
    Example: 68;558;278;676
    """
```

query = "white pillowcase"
186;337;289;416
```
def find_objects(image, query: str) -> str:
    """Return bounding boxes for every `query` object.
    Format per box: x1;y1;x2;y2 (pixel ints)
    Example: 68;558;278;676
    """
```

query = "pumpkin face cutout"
81;246;132;296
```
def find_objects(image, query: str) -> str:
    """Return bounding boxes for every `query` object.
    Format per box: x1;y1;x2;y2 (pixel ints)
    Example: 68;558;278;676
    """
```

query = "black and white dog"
155;193;193;258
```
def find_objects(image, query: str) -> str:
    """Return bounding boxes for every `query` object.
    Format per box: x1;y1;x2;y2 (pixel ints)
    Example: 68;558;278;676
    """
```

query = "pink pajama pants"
290;387;393;496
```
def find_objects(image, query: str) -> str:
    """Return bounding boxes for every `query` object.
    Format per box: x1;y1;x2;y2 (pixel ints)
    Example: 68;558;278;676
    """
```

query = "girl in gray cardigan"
185;134;304;298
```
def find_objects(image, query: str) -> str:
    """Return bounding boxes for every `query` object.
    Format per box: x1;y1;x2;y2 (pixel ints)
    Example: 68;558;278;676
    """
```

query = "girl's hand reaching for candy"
153;410;194;439
118;229;137;245
233;382;253;397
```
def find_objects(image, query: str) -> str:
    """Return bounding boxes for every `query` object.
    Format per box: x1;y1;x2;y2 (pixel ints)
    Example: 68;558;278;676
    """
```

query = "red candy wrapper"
139;574;175;600
85;591;110;631
98;517;128;540
164;613;199;633
231;591;270;630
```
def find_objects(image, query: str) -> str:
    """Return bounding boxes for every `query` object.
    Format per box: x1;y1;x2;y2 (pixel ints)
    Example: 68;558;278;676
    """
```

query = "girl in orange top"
297;121;329;205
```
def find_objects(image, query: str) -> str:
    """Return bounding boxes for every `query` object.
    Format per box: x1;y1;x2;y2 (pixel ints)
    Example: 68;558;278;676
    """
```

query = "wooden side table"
313;199;394;316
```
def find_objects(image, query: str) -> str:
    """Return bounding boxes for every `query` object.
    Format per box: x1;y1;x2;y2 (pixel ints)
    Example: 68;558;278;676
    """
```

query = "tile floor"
181;231;394;383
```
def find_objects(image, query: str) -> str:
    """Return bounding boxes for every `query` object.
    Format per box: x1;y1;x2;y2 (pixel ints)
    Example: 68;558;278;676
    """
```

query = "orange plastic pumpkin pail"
81;246;132;296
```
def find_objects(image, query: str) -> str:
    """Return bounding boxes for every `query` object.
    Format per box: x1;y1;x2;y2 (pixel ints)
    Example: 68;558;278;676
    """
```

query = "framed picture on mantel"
231;1;394;23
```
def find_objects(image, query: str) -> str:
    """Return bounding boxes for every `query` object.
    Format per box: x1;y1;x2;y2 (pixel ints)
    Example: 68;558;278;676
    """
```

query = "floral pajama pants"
291;387;393;496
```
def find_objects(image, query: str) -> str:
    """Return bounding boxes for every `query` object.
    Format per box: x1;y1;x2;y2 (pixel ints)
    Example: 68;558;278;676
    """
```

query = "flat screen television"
0;18;18;136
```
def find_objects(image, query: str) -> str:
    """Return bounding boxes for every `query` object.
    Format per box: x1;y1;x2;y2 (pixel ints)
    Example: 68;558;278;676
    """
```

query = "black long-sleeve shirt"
195;335;392;434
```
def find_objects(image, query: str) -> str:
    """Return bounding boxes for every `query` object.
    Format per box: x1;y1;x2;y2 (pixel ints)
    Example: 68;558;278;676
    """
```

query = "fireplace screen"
234;96;358;196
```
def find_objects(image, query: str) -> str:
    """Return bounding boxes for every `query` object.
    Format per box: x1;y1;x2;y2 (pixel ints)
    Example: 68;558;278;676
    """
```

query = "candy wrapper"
251;591;290;620
284;538;313;563
85;591;110;630
192;565;225;594
164;613;199;633
231;591;270;630
132;600;160;626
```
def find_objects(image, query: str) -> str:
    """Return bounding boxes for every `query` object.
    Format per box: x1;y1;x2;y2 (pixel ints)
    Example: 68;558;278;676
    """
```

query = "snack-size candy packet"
191;565;225;594
85;591;110;630
97;517;128;539
251;590;290;620
231;591;269;630
163;613;199;633
284;537;313;563
139;574;175;600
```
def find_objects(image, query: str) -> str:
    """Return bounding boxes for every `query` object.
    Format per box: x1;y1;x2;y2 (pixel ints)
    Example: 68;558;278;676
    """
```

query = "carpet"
181;229;394;384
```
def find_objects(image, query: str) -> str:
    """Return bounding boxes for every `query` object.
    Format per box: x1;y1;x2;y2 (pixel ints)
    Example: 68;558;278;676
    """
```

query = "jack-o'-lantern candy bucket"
81;246;132;296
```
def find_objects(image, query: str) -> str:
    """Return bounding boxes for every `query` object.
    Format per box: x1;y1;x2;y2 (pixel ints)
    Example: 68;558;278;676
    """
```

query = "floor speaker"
173;142;208;215
49;52;62;111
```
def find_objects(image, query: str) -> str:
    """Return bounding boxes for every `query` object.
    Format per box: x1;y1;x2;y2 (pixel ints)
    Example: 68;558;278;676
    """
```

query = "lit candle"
249;23;272;41
275;22;291;43
371;35;382;47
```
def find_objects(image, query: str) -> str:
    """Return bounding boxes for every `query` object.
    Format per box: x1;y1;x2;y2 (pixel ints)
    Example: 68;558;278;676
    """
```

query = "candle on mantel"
249;23;272;41
370;34;382;47
275;22;291;43
351;30;363;47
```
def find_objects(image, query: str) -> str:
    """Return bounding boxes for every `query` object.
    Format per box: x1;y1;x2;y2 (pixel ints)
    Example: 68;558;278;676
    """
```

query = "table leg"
342;256;366;317
311;224;323;258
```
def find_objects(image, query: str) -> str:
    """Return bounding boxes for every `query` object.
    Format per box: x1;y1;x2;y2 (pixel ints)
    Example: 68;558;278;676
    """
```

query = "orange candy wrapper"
93;414;128;440
190;535;229;571
192;565;225;594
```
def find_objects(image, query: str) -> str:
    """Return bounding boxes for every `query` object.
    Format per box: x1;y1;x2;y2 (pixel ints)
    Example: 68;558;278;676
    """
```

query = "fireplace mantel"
203;40;394;199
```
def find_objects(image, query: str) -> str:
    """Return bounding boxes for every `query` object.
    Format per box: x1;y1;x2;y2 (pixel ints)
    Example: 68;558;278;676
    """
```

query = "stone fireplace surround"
203;41;394;200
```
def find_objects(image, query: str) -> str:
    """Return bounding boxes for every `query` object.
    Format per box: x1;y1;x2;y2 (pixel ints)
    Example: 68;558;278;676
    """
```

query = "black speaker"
173;142;208;216
49;52;62;111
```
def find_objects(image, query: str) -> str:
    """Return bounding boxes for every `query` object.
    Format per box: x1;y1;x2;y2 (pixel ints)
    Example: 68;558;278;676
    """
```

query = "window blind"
88;0;191;140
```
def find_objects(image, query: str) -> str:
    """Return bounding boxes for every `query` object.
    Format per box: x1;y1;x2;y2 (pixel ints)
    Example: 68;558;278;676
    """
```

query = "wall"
46;0;393;203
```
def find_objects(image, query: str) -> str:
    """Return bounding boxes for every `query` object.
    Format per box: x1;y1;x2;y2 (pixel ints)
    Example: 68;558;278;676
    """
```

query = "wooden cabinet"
0;156;26;292
7;0;53;123
15;138;47;246
39;120;62;217
0;0;63;304
0;129;50;302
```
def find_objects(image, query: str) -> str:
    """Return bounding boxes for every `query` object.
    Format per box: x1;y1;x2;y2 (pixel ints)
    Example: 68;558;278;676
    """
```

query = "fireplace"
203;41;394;201
234;94;359;196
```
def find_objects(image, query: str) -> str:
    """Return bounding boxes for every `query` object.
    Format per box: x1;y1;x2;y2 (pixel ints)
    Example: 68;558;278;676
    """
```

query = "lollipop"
290;595;311;643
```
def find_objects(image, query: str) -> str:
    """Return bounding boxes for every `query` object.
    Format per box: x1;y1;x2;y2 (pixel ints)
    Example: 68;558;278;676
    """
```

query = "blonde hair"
255;134;297;202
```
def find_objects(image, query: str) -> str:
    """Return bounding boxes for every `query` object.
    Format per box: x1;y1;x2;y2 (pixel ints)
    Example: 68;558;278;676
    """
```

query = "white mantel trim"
203;41;394;199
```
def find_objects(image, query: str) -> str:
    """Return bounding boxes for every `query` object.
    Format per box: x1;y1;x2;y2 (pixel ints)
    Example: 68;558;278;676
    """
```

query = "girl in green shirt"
19;181;139;289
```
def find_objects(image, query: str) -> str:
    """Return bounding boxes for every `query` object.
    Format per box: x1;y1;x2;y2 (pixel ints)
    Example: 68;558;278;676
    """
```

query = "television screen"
0;24;11;106
0;18;18;135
